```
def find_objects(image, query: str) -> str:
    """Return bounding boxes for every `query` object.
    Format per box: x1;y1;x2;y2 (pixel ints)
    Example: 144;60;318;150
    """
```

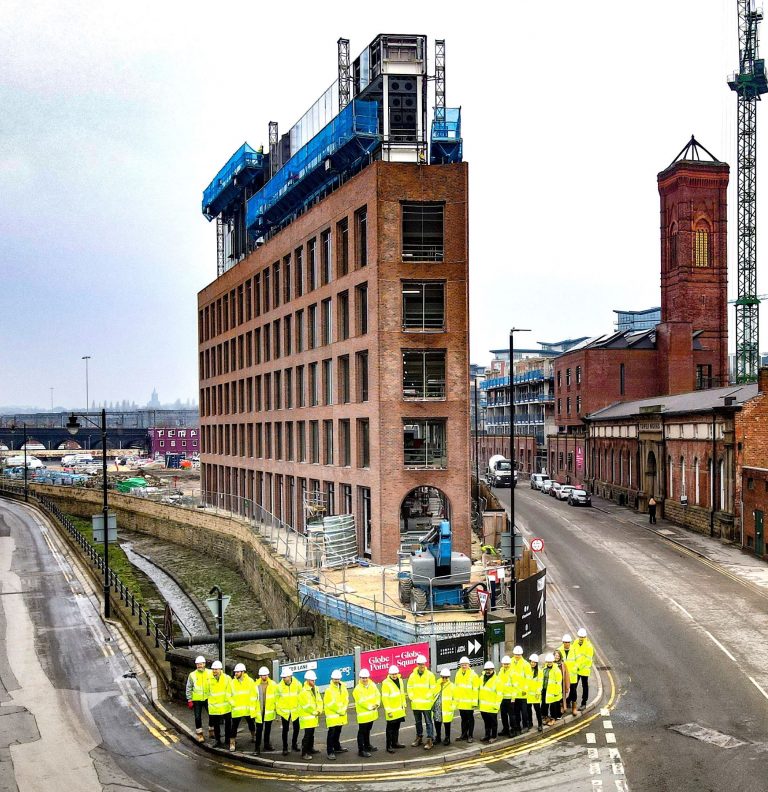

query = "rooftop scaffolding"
202;143;265;220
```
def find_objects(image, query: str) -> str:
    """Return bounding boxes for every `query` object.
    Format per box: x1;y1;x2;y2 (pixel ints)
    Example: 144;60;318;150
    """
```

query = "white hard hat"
483;661;495;670
331;670;342;680
458;656;470;665
195;656;206;664
280;667;293;678
234;663;246;673
359;668;370;678
577;628;587;638
562;633;572;643
211;660;223;670
416;654;427;664
501;655;511;664
544;653;555;663
305;670;317;681
388;665;400;675
440;668;451;677
258;667;270;676
529;654;539;663
512;646;524;655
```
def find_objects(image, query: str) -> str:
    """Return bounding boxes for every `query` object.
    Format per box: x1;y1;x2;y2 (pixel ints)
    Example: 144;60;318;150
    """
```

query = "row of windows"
556;366;582;389
557;395;582;417
202;417;448;469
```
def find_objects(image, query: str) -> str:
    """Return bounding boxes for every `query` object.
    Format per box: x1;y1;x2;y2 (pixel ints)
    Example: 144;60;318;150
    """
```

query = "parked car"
541;478;554;494
568;489;592;506
550;481;563;498
530;473;551;490
555;485;576;501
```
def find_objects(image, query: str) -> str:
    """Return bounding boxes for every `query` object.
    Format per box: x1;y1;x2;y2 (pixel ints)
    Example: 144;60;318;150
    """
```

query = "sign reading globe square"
435;633;485;671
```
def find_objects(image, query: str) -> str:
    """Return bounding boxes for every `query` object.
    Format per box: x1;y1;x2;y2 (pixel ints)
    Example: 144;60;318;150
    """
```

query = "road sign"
91;513;117;543
360;642;430;682
435;634;485;670
530;537;545;553
477;588;490;613
205;595;231;618
280;654;354;691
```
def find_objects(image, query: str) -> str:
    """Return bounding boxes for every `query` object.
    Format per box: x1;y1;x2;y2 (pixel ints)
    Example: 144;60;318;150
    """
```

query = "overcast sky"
0;0;758;410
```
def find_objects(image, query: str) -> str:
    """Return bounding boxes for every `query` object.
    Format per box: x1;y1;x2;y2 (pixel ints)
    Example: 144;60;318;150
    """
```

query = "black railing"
0;483;173;651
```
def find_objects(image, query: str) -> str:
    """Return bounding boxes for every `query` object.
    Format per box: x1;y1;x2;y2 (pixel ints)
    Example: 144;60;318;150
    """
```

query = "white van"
530;473;551;491
62;453;94;466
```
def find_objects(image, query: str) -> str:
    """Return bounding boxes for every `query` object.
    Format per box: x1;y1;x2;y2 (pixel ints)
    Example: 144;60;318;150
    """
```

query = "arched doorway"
645;450;657;497
399;486;451;540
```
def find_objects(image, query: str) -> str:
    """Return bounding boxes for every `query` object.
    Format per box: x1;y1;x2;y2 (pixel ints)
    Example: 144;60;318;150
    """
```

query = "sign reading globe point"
530;537;545;553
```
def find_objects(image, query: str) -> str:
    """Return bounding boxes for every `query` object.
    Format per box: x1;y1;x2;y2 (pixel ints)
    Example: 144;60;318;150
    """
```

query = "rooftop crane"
728;1;768;382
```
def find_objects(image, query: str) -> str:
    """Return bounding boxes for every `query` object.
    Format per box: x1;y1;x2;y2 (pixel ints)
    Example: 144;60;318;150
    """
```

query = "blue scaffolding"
202;143;266;220
246;99;380;237
430;107;463;164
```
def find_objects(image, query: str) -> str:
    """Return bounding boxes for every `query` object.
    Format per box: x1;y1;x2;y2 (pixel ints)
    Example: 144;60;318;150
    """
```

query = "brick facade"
198;161;470;563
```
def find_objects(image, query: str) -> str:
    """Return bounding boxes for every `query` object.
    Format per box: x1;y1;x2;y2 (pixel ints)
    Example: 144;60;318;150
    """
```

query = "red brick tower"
658;138;730;388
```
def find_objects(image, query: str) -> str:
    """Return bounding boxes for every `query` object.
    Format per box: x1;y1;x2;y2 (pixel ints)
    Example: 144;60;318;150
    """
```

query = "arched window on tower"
694;223;710;267
668;224;678;269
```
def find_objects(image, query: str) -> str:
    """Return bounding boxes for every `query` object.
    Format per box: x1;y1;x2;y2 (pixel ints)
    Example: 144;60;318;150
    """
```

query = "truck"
486;455;515;488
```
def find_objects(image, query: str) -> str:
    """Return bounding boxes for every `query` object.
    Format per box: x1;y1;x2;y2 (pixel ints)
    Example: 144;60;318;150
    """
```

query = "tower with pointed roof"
658;136;730;389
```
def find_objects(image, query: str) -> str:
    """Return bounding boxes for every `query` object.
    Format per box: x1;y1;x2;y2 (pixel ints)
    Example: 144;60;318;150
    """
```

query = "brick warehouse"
197;35;470;564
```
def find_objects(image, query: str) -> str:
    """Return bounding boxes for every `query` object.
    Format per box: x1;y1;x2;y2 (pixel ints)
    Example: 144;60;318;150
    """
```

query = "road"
0;495;627;791
495;485;768;792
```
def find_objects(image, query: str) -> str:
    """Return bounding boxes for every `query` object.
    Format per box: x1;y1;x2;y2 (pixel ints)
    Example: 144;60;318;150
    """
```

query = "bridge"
0;425;149;452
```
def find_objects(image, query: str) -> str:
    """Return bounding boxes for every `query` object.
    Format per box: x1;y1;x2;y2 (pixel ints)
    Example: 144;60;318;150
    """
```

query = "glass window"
402;202;444;261
284;316;292;356
356;284;368;335
322;298;333;345
308;238;317;290
321;229;332;285
323;358;333;405
403;419;447;468
295;310;304;352
296;365;305;407
283;255;291;303
338;355;350;404
355;207;368;267
402;281;445;330
272;261;280;308
402;350;446;399
338;290;350;340
310;421;319;463
309;362;318;406
357;419;370;468
294;247;304;297
308;304;317;349
297;421;306;462
340;419;351;466
356;351;369;402
337;218;349;277
323;420;334;465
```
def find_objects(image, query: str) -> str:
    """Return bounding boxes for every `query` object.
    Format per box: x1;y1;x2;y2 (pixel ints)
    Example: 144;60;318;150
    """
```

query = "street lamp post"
67;408;110;618
508;328;531;537
9;422;28;502
82;356;91;411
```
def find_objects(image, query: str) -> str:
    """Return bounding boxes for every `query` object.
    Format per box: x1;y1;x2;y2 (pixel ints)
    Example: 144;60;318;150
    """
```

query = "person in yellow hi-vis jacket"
432;668;456;745
298;670;323;760
381;665;407;753
207;660;233;748
229;663;256;752
525;654;543;732
497;655;515;737
353;669;380;757
478;661;502;743
558;633;579;716
275;667;303;755
323;670;349;760
541;653;563;725
185;655;211;743
454;656;480;743
407;654;437;749
573;627;594;711
253;667;278;753
511;645;533;732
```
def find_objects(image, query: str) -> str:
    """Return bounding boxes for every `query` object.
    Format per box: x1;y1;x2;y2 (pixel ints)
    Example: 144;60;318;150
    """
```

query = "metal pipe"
172;627;315;648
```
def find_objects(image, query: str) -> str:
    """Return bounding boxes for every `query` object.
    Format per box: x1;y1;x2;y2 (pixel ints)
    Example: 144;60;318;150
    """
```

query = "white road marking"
591;781;603;789
586;732;597;744
590;761;602;775
668;596;737;661
668;596;694;620
612;761;625;775
609;748;621;760
600;707;610;716
749;676;768;701
606;732;616;744
603;719;613;729
588;747;599;759
615;780;629;791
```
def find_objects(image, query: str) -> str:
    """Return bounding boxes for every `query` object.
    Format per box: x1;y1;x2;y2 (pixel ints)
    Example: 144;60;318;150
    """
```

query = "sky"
0;0;759;410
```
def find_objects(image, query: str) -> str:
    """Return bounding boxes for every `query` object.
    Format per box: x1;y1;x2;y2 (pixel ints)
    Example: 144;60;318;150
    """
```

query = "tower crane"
728;1;768;382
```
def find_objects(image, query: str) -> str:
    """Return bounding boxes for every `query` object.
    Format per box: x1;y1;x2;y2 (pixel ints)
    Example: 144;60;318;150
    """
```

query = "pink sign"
576;446;584;472
360;642;430;683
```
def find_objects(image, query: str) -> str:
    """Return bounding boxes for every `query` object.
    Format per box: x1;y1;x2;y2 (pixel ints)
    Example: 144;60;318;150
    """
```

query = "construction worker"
526;654;543;732
381;665;407;753
454;656;480;743
478;660;502;742
407;654;436;749
573;627;594;711
323;669;350;760
253;666;277;753
497;655;515;737
229;663;256;752
511;645;533;732
432;668;456;746
541;653;563;726
298;670;323;760
185;655;211;743
558;633;579;716
353;668;380;757
207;660;233;748
275;666;302;755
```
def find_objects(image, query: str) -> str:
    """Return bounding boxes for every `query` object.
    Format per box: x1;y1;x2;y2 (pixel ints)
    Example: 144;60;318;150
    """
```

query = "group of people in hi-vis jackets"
186;628;594;759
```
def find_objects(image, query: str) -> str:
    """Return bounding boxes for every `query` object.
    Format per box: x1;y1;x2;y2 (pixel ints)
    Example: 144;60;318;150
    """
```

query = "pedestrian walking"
573;627;594;711
541;653;563;725
407;654;436;749
526;654;543;732
298;670;323;760
274;666;302;755
253;666;277;753
185;655;211;743
478;661;502;742
353;668;380;757
648;496;657;524
207;660;233;748
557;634;579;716
433;668;456;746
497;655;515;736
510;645;532;733
453;656;480;743
323;670;349;760
229;663;256;752
381;665;407;753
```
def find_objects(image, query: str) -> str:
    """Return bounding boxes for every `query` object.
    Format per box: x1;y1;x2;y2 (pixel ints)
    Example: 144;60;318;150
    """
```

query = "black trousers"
210;713;231;743
527;702;542;727
230;715;254;739
649;506;657;524
500;698;514;732
192;700;208;730
459;709;475;738
542;701;561;720
577;674;589;705
515;697;531;728
301;727;315;755
357;721;373;751
434;720;451;742
327;724;343;754
254;719;273;750
481;711;497;739
385;717;403;748
566;683;578;706
281;716;300;750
